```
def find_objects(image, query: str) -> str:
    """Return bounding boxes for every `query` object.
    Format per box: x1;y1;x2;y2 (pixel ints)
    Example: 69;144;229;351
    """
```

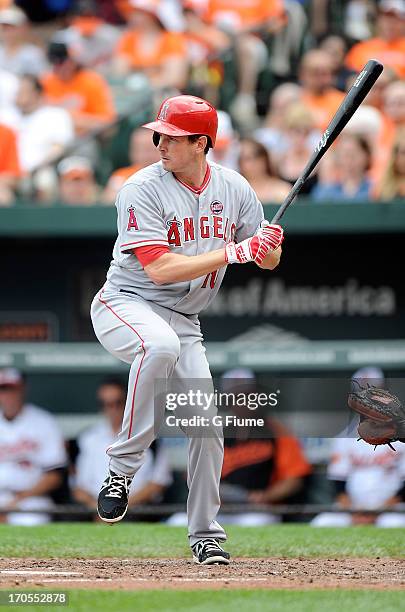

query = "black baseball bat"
271;59;384;224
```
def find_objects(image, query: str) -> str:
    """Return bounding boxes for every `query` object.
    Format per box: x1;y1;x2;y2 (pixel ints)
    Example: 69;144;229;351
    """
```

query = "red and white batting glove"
256;221;284;251
225;234;272;265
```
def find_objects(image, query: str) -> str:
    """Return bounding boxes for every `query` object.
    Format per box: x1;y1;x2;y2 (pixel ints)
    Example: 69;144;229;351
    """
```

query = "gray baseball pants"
90;283;226;546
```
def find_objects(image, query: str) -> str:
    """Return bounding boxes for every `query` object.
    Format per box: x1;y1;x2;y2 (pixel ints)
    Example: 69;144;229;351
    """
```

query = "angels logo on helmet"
158;101;170;121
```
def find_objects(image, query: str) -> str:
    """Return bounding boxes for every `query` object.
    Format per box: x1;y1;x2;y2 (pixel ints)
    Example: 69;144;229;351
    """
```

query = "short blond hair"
283;103;315;131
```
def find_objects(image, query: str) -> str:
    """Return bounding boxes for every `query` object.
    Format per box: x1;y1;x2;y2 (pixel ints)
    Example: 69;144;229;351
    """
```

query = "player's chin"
160;158;172;170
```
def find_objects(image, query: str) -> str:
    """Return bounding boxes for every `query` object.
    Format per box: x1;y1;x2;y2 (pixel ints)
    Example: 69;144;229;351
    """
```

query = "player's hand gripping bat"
271;59;384;224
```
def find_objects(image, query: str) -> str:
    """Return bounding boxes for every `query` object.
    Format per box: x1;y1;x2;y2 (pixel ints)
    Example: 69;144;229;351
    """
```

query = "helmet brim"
142;119;195;137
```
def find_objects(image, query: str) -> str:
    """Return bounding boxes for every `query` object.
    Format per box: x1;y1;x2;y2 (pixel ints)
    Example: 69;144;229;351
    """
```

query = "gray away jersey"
106;160;264;315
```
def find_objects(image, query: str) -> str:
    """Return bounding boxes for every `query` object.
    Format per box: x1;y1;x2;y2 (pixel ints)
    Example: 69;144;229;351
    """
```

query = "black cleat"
97;470;132;523
192;538;231;565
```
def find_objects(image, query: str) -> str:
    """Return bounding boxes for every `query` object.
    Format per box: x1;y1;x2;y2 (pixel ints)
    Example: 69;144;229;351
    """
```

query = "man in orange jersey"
220;369;311;525
206;0;284;31
345;0;405;79
113;0;188;91
299;49;345;131
42;40;116;135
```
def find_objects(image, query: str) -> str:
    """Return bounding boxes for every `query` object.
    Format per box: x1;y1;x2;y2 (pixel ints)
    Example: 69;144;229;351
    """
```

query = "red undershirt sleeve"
133;245;170;267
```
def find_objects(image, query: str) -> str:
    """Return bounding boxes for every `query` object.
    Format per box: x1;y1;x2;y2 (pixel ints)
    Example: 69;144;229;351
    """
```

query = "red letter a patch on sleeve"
127;205;139;231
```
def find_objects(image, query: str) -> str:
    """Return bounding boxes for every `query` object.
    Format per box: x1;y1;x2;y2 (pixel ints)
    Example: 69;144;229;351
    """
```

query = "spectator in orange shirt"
182;0;230;62
0;122;20;205
205;0;286;128
345;0;405;79
218;369;311;525
102;126;160;203
299;49;345;131
113;0;188;91
42;40;116;135
206;0;284;32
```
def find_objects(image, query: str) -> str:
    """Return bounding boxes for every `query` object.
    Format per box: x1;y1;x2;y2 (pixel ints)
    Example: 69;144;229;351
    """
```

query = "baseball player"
90;95;284;564
311;436;405;527
0;368;67;525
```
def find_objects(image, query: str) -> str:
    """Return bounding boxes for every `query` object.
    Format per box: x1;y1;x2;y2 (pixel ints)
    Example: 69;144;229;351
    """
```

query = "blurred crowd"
0;0;404;206
0;366;404;526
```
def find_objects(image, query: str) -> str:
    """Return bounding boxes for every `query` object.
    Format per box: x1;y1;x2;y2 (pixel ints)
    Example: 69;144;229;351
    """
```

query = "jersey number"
201;271;218;289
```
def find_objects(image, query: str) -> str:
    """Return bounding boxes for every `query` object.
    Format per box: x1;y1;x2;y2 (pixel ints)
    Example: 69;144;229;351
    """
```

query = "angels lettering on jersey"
126;200;236;247
111;161;264;314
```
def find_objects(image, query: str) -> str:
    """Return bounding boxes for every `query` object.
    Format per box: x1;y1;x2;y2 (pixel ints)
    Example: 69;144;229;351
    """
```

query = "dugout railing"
1;200;405;236
2;340;405;373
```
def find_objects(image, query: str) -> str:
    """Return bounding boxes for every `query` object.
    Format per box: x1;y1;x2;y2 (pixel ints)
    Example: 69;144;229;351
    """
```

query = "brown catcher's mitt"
348;386;405;449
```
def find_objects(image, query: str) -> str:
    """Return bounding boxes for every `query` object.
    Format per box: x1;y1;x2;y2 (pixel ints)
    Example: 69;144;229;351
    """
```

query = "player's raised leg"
90;288;180;522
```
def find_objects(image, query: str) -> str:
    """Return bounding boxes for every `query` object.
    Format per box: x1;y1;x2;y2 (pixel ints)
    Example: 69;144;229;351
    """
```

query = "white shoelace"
194;539;224;555
102;474;131;499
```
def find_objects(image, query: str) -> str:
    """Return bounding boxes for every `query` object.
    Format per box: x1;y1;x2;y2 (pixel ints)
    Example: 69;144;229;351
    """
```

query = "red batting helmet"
142;95;218;148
